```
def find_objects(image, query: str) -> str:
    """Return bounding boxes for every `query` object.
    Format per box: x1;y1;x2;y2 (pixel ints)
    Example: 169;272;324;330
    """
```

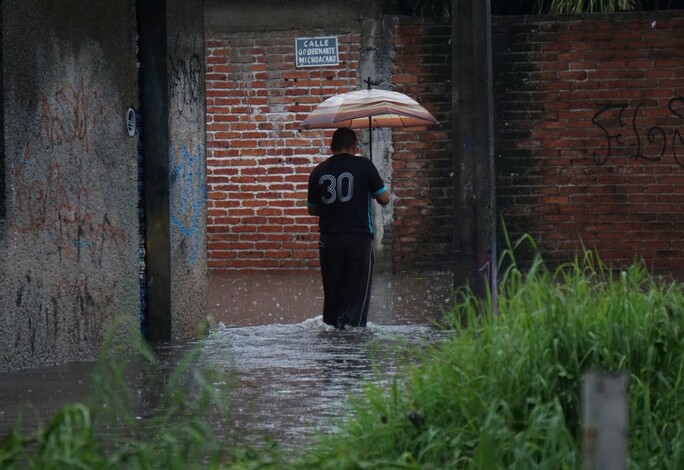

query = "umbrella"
299;80;438;158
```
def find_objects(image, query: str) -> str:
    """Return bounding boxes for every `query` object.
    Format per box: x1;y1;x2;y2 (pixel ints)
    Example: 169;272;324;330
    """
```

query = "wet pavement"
0;271;454;448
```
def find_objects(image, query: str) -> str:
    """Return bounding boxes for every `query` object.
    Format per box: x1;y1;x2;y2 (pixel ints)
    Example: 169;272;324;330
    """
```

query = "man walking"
307;127;390;329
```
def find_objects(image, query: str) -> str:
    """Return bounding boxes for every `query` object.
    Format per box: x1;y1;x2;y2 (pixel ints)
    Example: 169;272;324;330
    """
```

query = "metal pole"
368;116;372;160
366;77;372;160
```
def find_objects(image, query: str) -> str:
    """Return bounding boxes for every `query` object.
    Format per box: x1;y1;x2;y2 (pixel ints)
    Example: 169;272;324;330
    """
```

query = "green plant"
297;239;684;468
537;0;640;13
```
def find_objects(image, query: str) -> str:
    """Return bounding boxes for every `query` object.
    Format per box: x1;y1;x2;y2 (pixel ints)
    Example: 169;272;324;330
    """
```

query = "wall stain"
11;158;127;264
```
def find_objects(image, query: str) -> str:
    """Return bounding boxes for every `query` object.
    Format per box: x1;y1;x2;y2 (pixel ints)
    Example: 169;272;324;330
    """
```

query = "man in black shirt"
307;127;390;329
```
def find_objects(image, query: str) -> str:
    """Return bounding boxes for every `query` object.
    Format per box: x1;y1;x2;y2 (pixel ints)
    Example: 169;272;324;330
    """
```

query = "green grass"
296;243;684;469
3;241;684;468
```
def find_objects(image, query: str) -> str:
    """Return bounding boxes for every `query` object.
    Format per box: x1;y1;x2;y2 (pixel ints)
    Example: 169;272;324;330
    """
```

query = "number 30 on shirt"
319;172;354;204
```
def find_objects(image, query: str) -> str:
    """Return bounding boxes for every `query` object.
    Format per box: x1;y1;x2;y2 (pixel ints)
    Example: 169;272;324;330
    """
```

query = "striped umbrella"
299;86;438;158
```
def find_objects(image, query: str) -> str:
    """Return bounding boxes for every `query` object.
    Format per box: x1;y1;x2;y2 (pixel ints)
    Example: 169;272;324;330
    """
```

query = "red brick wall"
205;31;361;270
493;11;684;276
391;18;453;270
205;19;453;272
206;11;684;277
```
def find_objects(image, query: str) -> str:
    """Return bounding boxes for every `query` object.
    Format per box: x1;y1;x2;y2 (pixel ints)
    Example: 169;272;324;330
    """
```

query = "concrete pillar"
138;0;208;341
452;0;497;299
358;11;395;273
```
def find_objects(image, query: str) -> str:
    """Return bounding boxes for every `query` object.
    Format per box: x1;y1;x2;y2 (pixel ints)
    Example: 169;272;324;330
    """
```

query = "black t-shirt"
307;153;387;237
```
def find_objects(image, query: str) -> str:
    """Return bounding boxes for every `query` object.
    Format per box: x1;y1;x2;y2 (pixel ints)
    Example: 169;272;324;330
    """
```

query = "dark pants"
319;233;374;328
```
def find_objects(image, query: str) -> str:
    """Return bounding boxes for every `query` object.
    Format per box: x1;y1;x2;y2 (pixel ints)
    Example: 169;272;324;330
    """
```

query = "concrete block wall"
493;11;684;276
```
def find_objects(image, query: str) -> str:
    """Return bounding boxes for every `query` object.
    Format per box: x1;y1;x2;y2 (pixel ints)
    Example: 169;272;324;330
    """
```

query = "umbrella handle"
366;74;372;159
368;116;372;160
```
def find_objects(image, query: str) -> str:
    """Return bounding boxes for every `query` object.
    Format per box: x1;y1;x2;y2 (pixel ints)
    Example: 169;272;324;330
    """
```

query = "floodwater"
0;271;454;448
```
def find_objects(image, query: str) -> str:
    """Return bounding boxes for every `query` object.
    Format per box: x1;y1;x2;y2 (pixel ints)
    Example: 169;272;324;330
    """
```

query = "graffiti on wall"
169;53;203;108
170;143;206;265
169;33;203;118
8;74;127;265
40;78;105;153
11;155;127;265
591;97;684;167
13;271;116;356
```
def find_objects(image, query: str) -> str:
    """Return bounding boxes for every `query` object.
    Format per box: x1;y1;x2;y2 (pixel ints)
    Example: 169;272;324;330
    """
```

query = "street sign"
295;36;339;68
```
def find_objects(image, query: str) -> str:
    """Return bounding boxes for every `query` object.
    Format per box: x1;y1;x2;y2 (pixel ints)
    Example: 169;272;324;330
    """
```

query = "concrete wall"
137;0;208;342
1;0;140;371
1;0;209;371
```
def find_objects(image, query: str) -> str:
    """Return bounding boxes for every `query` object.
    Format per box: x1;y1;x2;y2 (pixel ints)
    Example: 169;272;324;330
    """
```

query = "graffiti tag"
591;97;684;167
11;159;126;264
169;53;203;106
170;143;207;265
40;78;105;153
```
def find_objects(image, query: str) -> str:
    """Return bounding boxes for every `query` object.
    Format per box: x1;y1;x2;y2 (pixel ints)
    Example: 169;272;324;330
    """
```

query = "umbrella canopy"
299;88;439;130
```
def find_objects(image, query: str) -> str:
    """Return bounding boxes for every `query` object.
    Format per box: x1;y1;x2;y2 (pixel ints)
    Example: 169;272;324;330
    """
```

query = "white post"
582;371;629;470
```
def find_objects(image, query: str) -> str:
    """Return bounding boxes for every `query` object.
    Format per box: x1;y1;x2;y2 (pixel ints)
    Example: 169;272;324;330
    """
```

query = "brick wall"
390;17;453;270
205;18;453;272
493;11;684;276
207;11;684;277
205;31;361;270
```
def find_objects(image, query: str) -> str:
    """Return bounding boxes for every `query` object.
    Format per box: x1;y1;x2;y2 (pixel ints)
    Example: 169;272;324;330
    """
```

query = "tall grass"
299;241;684;469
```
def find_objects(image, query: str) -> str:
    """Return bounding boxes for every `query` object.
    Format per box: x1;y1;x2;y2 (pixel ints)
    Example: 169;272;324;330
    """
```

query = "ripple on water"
199;316;448;448
0;315;450;451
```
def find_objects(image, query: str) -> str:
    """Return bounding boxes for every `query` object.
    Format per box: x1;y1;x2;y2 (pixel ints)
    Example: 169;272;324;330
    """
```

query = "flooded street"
209;271;453;327
202;320;449;447
0;271;453;448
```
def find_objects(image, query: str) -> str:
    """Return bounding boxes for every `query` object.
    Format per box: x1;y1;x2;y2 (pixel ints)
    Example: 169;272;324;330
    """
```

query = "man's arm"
376;189;390;206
